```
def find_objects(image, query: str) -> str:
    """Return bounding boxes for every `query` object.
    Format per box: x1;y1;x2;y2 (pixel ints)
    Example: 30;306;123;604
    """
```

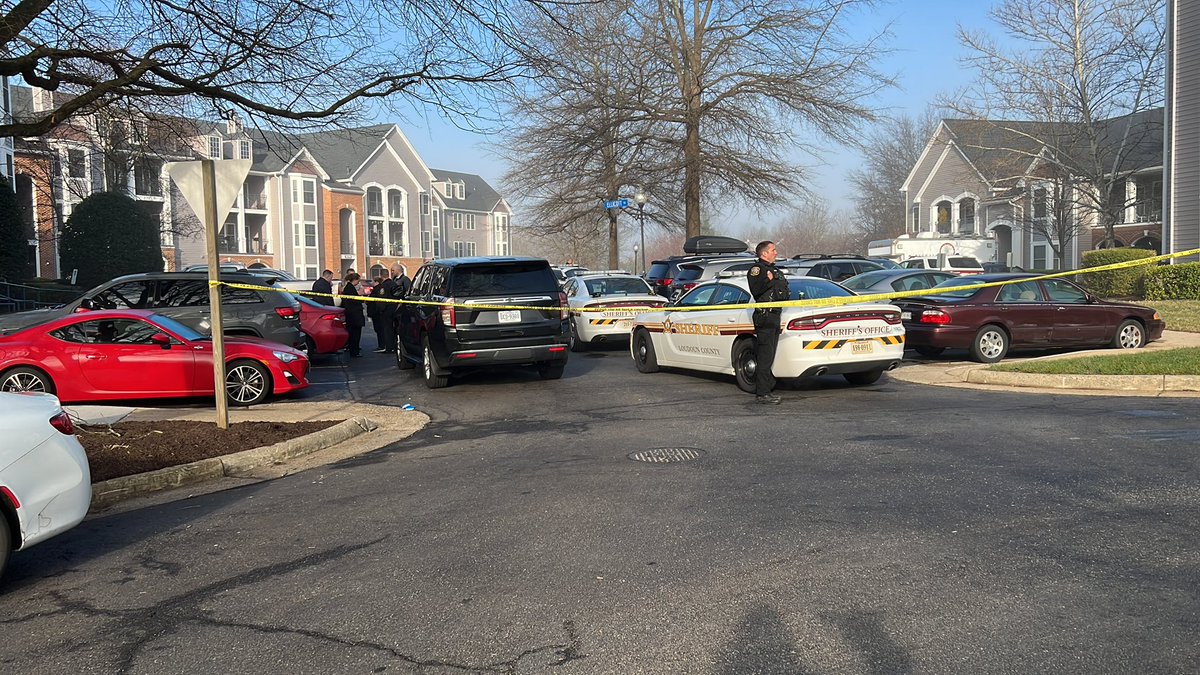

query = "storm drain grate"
628;447;707;464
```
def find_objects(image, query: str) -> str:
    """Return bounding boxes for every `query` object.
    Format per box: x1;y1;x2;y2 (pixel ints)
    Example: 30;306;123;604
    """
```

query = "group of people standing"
310;266;412;357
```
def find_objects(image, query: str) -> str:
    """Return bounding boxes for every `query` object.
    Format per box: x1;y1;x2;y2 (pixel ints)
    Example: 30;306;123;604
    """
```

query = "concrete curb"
89;416;378;510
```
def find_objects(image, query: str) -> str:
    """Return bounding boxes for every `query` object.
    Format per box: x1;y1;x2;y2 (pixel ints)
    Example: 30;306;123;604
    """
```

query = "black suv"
646;235;751;297
394;257;569;388
0;271;304;349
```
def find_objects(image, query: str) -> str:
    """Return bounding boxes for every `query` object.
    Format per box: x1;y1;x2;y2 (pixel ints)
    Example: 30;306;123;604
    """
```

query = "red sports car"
295;294;349;354
0;310;309;405
896;273;1165;363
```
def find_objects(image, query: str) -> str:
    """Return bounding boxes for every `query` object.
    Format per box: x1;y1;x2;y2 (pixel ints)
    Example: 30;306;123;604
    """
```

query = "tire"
914;346;945;358
0;514;10;581
632;329;659;373
538;363;566;380
396;340;414;370
225;359;272;406
568;319;588;352
0;366;55;395
844;369;884;386
422;336;449;389
970;325;1009;364
732;339;757;394
1111;319;1146;350
304;334;317;356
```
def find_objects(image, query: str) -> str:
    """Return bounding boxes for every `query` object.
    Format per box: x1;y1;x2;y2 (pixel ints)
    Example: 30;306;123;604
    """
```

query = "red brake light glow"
919;309;952;325
274;306;298;320
558;291;569;320
441;298;457;327
786;311;902;331
49;411;75;435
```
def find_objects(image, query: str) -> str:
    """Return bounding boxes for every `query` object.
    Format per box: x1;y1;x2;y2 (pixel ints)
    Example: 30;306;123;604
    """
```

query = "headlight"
272;350;299;363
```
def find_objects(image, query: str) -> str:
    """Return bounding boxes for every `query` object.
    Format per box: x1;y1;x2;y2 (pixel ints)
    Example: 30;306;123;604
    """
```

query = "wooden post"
202;159;230;430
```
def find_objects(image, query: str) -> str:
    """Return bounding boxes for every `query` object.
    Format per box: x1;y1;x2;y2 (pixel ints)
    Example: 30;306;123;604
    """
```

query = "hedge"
1078;248;1156;298
1144;263;1200;300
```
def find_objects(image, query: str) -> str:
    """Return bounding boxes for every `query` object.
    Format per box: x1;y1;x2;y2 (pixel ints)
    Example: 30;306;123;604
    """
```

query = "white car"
0;392;92;579
901;256;984;274
564;272;666;351
629;276;905;390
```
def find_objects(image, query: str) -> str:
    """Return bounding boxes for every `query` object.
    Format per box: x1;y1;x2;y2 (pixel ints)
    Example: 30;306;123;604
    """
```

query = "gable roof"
431;169;504;212
292;124;395;182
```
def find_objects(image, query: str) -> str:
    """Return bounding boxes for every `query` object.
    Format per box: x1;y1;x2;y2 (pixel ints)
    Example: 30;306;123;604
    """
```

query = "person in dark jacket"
747;241;790;405
340;272;365;357
383;264;412;353
369;275;389;353
311;269;335;305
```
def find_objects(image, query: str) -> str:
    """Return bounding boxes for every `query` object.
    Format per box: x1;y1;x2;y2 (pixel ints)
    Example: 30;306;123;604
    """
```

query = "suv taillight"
441;298;457;327
49;411;75;435
274;306;298;320
558;291;568;320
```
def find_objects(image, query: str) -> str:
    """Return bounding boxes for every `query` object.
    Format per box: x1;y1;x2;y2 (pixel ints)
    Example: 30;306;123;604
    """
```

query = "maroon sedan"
896;274;1164;363
295;294;349;354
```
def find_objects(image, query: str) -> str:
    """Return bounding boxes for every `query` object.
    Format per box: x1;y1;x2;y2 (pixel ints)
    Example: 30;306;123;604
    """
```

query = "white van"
900;255;984;274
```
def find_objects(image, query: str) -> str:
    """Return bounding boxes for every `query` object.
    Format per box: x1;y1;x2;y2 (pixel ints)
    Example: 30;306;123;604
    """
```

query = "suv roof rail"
790;253;869;261
577;269;632;276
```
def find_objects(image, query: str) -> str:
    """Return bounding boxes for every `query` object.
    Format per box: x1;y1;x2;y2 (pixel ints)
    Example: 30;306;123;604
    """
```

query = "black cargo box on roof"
682;236;748;255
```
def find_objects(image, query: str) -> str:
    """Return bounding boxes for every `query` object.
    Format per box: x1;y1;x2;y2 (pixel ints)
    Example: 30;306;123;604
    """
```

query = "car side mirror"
78;298;97;311
1086;293;1099;304
151;333;172;349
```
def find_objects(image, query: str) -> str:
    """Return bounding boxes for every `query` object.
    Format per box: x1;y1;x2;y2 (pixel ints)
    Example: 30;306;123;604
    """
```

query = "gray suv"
0;272;304;349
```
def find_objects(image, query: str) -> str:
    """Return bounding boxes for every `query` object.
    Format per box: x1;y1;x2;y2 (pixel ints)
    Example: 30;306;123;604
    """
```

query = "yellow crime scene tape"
209;246;1200;313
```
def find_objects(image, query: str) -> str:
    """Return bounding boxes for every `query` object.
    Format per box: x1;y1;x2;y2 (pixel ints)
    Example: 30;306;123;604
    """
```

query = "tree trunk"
683;96;702;239
608;210;619;269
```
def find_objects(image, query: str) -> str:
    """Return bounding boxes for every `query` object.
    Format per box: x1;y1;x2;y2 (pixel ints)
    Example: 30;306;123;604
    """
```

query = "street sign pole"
202;159;230;430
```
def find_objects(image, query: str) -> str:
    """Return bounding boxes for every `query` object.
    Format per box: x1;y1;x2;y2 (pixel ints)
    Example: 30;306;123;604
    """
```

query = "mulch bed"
75;420;341;482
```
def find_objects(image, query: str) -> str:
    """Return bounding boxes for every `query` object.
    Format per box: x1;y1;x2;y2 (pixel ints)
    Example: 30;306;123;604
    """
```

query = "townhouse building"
901;112;1163;271
10;86;514;282
1166;0;1200;260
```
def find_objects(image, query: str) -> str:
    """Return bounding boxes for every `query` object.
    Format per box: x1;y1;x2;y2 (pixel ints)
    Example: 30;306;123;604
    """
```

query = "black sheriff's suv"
394;257;569;388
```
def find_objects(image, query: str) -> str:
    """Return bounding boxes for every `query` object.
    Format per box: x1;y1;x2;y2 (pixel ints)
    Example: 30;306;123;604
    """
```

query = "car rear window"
647;262;671;280
585;277;652;295
674;264;703;283
787;278;854;300
931;277;987;298
949;257;982;269
449;262;558;296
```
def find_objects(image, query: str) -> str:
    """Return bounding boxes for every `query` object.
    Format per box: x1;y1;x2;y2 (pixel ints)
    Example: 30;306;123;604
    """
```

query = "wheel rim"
569;323;578;349
226;365;265;403
978;330;1005;359
1118;324;1143;349
2;372;46;392
739;349;757;381
636;336;647;364
424;344;434;380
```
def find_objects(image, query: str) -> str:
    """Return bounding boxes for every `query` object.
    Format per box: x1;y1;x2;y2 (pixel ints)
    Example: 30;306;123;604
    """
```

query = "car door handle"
1057;306;1067;311
726;317;737;322
84;353;105;360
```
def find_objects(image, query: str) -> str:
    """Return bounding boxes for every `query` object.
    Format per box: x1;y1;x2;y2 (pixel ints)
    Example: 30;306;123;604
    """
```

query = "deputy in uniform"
747;240;790;404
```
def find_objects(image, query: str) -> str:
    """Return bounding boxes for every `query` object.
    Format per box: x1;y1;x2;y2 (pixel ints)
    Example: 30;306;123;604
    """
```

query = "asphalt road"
2;344;1198;674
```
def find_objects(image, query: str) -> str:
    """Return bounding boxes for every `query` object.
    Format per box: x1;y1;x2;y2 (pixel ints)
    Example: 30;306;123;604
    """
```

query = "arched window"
935;200;952;234
1095;238;1125;249
369;264;386;279
1131;235;1161;254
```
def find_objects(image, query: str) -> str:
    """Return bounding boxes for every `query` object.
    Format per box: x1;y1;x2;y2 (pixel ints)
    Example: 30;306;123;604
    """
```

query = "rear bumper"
7;433;91;550
901;323;978;349
446;344;569;368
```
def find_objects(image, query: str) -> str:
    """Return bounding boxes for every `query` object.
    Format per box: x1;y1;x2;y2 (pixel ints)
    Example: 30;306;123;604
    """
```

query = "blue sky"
398;0;1001;234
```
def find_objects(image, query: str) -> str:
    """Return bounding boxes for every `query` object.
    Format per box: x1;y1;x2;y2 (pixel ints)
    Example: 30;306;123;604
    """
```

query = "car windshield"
841;271;893;290
931;276;989;298
294;294;324;308
147;313;205;340
787;278;854;300
948;257;982;269
585;277;651;296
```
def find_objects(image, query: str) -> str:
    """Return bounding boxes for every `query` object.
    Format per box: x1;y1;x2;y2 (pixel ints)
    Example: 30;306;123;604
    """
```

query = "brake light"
0;486;18;509
680;282;697;293
441;298;457;327
787;317;820;331
274;306;298;320
320;313;345;324
881;311;901;324
920;309;952;324
558;291;568;320
49;411;75;435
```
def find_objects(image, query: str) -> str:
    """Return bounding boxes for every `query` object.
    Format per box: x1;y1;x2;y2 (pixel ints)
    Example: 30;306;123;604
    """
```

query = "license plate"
900;311;912;320
852;341;874;354
498;310;521;323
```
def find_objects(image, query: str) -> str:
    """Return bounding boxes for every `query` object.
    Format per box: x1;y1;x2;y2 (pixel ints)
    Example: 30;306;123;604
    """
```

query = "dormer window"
208;136;221;159
239;140;251;160
456;183;465;199
443;181;454;198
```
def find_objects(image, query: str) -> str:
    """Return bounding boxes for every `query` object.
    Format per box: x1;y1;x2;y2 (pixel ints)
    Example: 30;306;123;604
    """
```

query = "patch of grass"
1141;300;1200;333
993;348;1200;375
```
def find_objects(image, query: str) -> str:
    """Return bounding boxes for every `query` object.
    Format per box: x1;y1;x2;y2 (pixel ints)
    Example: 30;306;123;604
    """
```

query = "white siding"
1168;0;1200;259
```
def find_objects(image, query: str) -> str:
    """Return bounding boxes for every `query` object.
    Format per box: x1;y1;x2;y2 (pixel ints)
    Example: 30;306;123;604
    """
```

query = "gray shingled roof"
944;108;1163;185
294;124;394;182
431;168;503;212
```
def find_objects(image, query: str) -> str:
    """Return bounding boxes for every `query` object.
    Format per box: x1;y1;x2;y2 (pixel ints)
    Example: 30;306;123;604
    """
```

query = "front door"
75;318;195;395
1041;279;1108;344
993;281;1055;344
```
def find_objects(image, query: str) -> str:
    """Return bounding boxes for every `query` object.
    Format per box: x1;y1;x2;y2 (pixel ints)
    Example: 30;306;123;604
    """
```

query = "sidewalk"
889;330;1200;397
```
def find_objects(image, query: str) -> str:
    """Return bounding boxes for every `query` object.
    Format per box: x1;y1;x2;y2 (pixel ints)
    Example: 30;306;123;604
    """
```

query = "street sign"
604;198;630;209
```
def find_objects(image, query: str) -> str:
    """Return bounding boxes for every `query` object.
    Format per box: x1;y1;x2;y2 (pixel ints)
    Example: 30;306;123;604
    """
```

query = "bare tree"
848;110;939;246
948;0;1167;249
641;0;892;238
501;1;684;268
0;0;556;137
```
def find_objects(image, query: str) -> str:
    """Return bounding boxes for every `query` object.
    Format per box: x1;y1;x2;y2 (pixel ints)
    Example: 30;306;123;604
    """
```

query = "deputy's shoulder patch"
749;266;761;276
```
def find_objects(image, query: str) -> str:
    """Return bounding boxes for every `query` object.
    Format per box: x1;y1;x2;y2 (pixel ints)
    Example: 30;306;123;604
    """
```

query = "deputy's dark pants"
380;307;397;351
753;310;781;395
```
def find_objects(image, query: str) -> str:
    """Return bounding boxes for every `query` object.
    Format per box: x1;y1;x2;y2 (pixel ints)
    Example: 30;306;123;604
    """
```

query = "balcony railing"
389;242;404;257
341;241;356;255
242;191;268;210
368;238;385;256
217;236;270;254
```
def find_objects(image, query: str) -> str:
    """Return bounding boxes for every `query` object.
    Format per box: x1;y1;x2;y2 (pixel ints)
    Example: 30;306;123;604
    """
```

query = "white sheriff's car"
629;275;905;391
564;272;666;351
